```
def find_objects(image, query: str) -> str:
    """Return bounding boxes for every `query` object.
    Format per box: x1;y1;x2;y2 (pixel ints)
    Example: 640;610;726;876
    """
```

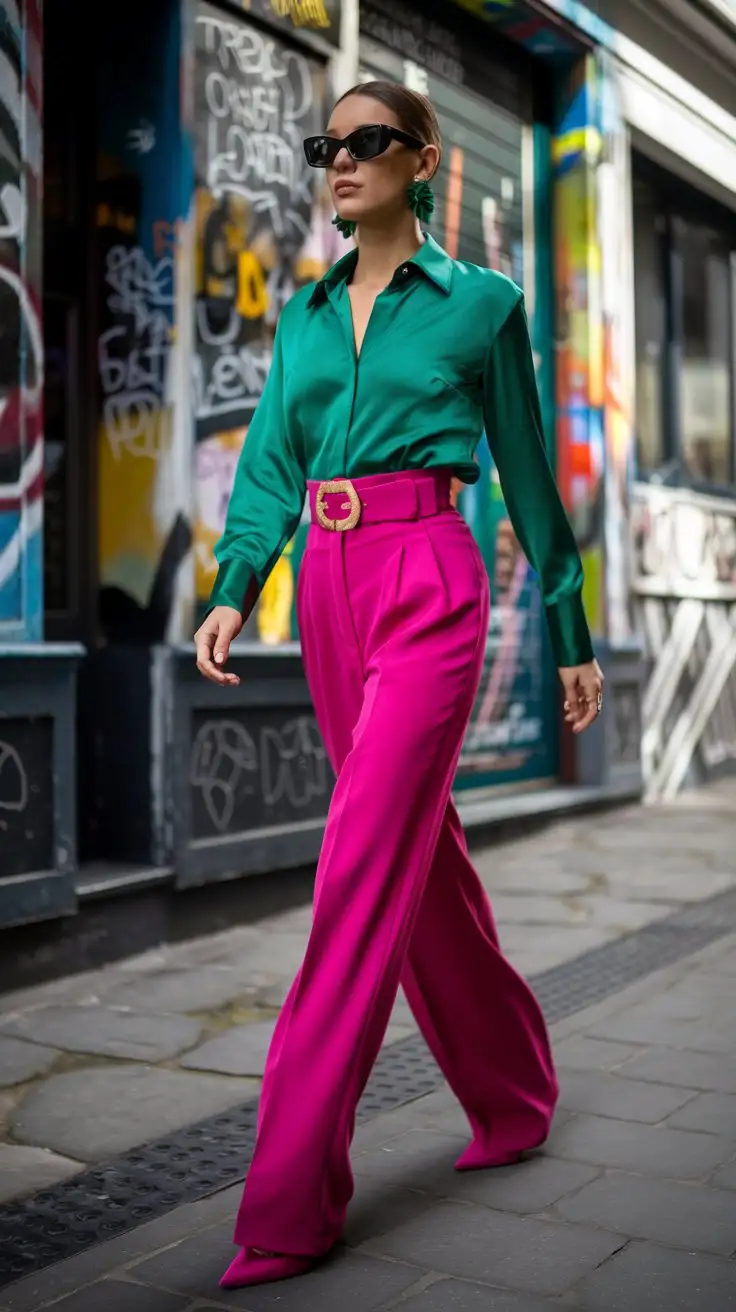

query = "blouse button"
400;266;409;277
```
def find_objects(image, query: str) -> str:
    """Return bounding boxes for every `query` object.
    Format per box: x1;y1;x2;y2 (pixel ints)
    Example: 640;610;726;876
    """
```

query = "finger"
195;630;231;685
213;622;239;668
561;681;580;720
573;700;598;733
573;679;600;733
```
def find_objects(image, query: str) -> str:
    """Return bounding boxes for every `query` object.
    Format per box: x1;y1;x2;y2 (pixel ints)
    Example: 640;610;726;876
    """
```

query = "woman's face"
325;94;437;229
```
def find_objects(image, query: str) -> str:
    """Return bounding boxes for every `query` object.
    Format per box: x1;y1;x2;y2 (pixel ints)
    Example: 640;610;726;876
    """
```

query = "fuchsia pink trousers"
233;470;558;1255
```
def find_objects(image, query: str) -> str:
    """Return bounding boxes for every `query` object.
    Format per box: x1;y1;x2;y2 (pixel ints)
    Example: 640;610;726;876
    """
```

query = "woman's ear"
418;144;440;181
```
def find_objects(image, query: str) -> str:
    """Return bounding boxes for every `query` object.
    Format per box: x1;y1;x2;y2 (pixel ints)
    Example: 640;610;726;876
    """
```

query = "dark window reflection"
676;217;731;484
632;179;666;475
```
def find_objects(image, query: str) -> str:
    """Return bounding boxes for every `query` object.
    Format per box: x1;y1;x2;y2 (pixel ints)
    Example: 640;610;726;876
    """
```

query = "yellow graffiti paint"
98;406;173;604
268;0;331;29
257;551;294;644
235;248;270;320
581;544;603;635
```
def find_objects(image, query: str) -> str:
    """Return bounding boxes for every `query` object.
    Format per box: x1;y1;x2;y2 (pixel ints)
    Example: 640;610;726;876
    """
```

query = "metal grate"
1;884;735;1289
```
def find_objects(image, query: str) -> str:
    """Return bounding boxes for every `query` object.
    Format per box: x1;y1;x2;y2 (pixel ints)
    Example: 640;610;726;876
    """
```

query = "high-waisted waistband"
307;470;452;532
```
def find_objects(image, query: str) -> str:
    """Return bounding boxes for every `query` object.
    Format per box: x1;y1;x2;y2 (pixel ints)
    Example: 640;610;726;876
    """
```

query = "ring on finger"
596;691;603;714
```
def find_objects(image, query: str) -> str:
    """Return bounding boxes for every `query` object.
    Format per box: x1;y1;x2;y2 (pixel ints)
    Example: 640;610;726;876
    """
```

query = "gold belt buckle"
315;479;362;532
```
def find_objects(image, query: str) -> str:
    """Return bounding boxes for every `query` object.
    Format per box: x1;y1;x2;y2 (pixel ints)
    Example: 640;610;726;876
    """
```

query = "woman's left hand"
559;659;605;735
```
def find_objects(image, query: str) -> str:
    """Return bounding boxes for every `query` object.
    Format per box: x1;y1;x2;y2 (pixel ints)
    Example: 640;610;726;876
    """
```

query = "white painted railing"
632;483;736;800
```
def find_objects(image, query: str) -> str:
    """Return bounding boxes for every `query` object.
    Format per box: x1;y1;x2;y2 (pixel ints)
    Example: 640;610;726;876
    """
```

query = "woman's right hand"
194;605;244;686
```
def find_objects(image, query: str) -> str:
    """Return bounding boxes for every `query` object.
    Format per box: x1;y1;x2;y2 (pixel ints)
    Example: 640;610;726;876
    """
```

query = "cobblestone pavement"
1;781;735;1203
2;929;735;1310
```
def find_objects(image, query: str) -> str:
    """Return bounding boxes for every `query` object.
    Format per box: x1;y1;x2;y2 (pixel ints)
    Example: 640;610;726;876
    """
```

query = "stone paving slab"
553;1037;638;1072
713;1157;736;1190
665;1090;736;1136
572;1241;736;1311
557;1070;697;1123
0;1145;81;1204
10;1066;260;1162
179;1021;278;1078
33;1282;191;1312
389;1281;560;1311
616;1046;736;1094
554;1172;736;1254
0;1040;59;1089
0;1007;203;1063
101;965;263;1016
547;1112;732;1179
360;1198;625;1295
420;1151;601;1214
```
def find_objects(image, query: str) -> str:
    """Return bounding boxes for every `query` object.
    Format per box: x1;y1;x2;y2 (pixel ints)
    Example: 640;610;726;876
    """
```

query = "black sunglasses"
303;123;424;169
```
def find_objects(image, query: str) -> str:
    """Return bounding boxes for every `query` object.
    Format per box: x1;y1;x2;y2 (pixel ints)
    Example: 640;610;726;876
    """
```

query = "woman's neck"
352;216;424;289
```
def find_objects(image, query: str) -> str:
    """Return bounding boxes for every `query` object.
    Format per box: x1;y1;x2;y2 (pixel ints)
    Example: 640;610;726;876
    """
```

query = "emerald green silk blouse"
209;234;594;668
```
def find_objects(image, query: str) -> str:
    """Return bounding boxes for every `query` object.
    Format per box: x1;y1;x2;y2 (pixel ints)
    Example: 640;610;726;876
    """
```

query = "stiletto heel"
219;1248;314;1289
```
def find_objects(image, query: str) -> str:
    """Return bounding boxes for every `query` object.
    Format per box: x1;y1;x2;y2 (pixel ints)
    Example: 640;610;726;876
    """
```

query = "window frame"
632;152;736;495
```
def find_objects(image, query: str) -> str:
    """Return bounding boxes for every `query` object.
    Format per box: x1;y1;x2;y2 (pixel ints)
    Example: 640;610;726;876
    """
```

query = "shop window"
632;160;736;490
676;218;732;484
632;179;666;475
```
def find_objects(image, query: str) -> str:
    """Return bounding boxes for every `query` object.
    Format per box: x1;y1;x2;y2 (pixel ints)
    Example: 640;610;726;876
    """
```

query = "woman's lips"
335;182;359;196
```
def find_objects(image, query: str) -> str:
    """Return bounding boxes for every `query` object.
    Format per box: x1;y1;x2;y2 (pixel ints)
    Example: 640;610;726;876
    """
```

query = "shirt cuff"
545;593;595;668
208;559;260;621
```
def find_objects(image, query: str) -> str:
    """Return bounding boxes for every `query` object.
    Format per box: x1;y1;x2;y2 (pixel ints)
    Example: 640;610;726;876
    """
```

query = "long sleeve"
483;295;594;668
207;316;305;619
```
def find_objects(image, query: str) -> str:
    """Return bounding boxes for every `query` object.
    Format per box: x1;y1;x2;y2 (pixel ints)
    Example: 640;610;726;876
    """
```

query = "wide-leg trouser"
233;486;558;1255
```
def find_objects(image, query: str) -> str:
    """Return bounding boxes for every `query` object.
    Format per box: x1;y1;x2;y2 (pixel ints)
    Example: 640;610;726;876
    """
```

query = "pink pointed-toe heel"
219;1247;314;1289
454;1139;543;1172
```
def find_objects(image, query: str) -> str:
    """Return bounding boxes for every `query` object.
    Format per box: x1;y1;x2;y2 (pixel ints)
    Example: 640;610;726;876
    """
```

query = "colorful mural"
192;1;339;638
598;52;635;645
96;2;194;644
552;54;606;636
551;52;636;643
0;0;43;641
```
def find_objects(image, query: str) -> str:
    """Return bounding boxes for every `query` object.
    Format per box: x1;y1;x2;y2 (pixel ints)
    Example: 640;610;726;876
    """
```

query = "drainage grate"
1;884;735;1288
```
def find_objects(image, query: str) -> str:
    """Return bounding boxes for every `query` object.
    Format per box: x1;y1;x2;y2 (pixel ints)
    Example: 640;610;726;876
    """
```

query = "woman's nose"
332;146;355;171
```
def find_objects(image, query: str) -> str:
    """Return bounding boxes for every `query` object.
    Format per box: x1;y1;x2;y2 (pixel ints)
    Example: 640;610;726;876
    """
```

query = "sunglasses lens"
304;136;337;168
348;125;386;161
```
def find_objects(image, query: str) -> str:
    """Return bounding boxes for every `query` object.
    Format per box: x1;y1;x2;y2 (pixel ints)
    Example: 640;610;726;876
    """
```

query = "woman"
195;81;603;1291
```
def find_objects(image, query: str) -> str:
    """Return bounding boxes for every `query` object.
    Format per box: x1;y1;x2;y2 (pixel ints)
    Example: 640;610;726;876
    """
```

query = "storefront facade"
552;0;736;798
0;0;647;940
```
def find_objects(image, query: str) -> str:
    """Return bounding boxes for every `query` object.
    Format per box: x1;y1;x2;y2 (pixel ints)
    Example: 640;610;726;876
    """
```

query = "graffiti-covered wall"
0;0;43;641
192;1;340;640
95;1;193;644
552;55;606;638
552;52;635;645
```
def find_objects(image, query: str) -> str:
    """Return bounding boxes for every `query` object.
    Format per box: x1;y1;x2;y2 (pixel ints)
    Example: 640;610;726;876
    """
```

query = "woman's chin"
334;204;363;224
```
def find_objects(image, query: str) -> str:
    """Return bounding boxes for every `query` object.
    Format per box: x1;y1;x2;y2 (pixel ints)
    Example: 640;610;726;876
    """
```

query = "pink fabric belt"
307;470;452;532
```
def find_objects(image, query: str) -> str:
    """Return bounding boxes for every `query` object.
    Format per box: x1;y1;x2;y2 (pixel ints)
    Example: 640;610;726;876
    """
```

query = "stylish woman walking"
195;81;603;1291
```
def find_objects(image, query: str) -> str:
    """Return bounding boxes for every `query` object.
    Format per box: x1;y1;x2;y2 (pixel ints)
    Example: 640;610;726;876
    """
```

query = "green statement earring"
332;214;356;239
407;179;435;223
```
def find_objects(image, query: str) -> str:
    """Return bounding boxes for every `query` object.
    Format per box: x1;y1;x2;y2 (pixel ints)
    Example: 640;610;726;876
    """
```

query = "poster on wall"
192;0;343;631
455;441;559;788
